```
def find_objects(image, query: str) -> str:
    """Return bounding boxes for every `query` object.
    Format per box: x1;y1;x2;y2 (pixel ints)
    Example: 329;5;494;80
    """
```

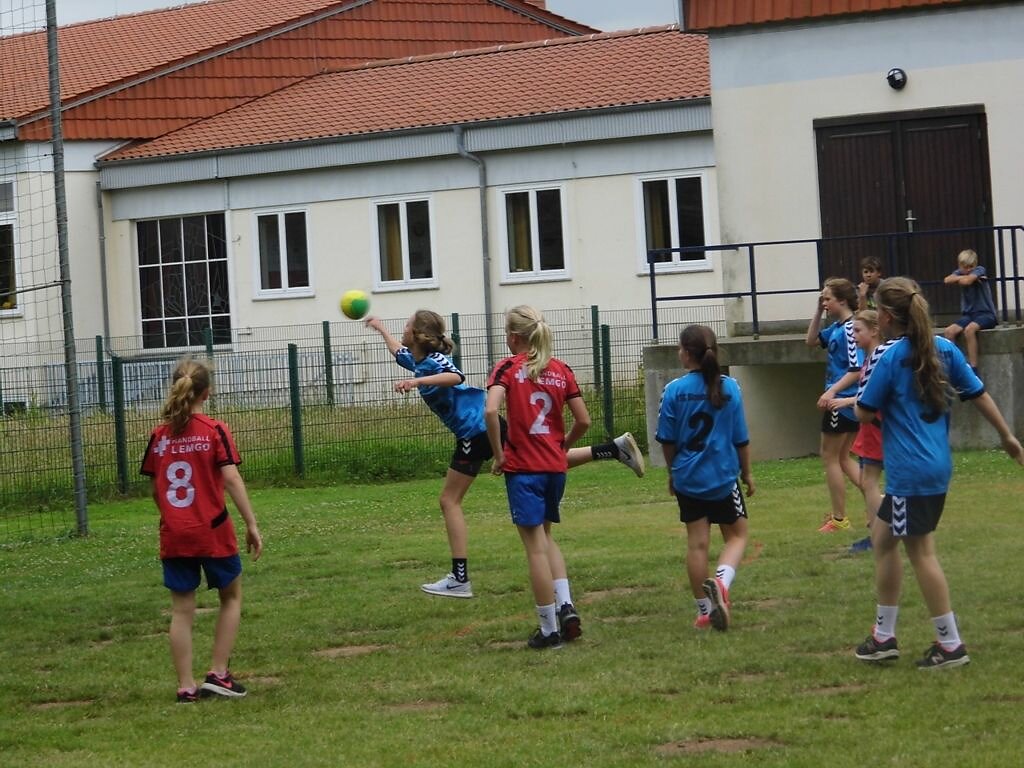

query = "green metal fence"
0;303;724;538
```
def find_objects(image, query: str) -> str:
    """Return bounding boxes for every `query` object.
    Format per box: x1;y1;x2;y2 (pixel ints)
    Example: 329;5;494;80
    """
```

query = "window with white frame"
136;213;230;349
1;181;16;313
502;186;567;280
638;174;709;271
255;209;311;296
373;197;435;289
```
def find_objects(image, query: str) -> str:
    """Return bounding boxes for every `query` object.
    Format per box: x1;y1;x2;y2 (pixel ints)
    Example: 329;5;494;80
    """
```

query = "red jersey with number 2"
487;354;581;473
140;413;241;559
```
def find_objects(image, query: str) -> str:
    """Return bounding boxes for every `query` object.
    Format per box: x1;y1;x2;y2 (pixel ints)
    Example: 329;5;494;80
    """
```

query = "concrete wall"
644;326;1024;465
707;4;1024;326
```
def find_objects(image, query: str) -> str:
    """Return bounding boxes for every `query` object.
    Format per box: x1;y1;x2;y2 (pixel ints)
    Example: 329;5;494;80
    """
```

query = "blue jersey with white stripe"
655;372;750;501
394;348;486;440
857;335;984;496
819;318;863;420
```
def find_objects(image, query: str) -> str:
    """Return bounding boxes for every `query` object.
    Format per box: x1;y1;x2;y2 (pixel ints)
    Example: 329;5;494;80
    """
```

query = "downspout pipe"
94;181;111;343
453;125;495;367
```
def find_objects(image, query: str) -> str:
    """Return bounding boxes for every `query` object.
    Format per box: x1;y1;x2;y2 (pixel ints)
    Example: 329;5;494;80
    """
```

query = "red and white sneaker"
702;577;731;631
693;614;712;629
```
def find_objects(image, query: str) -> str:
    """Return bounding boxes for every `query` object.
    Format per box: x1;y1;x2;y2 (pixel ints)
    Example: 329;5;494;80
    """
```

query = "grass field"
2;451;1023;767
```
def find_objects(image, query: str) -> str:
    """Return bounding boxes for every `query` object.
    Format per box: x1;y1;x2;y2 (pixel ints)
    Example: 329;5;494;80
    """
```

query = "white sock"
715;565;736;589
537;603;558;636
696;597;712;616
874;605;899;641
553;578;572;608
932;611;962;651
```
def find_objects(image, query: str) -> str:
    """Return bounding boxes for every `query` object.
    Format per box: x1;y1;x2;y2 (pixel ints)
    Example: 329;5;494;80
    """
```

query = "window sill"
636;263;714;276
373;282;439;293
253;288;315;301
500;273;571;285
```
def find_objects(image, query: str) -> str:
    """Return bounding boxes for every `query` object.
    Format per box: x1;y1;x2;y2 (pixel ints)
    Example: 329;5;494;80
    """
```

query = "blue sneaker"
848;536;872;554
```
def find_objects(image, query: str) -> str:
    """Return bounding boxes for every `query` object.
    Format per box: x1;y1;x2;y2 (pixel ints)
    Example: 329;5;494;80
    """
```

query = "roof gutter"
452;124;495;367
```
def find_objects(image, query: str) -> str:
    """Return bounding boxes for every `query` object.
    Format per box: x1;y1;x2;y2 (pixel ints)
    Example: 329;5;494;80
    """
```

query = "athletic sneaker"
613;432;645;478
693;614;711;629
702;577;730;631
421;573;473;599
855;633;900;661
176;687;199;703
916;642;970;669
199;671;247;698
818;516;851;532
527;628;564;650
848;536;873;553
556;602;582;641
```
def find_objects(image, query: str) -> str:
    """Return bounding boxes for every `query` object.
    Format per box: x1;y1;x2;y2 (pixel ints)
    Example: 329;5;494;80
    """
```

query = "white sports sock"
715;564;736;589
874;604;899;641
696;597;712;616
553;578;572;608
537;603;558;636
932;611;962;651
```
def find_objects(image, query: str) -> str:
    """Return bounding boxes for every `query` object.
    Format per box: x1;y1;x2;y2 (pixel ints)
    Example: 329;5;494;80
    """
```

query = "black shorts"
877;493;946;537
675;482;748;525
821;409;860;435
450;417;507;477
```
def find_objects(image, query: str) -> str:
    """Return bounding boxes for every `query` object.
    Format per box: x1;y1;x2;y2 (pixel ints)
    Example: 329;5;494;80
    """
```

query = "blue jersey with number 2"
857;335;983;496
656;372;750;501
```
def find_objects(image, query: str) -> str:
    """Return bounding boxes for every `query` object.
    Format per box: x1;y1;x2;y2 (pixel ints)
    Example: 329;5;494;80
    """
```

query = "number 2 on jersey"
686;411;713;451
528;392;553;434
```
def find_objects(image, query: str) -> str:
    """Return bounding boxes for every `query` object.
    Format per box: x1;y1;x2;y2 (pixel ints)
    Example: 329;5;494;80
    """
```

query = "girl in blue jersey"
365;310;644;599
853;277;1022;669
656;325;755;632
806;277;863;533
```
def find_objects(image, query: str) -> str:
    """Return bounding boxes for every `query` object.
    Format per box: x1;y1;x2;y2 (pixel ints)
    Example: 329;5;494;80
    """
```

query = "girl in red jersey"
141;358;262;703
485;305;590;650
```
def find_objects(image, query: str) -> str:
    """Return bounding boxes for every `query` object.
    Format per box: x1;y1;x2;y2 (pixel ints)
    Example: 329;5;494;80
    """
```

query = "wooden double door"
815;108;993;316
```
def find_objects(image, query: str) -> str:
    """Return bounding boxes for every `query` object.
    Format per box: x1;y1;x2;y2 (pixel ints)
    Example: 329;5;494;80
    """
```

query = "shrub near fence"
0;304;724;538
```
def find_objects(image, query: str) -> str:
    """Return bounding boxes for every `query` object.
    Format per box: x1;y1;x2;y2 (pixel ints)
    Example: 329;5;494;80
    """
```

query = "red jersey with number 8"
140;413;241;559
487;354;581;473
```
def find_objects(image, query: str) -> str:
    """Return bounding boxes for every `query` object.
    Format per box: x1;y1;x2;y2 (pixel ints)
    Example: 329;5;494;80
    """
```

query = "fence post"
590;305;602;392
451;312;462;371
600;324;613;439
288;343;305;478
322;320;335;405
747;245;760;339
95;335;107;411
111;355;128;494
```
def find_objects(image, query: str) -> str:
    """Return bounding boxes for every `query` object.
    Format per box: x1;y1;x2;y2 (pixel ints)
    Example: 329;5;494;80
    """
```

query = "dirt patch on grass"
32;699;95;710
314;644;388;659
656;737;782;755
385;700;448;713
802;683;868;696
740;540;764;565
487;640;526;650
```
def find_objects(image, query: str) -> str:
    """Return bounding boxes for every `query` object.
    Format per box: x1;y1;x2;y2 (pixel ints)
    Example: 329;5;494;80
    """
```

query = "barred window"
137;213;230;349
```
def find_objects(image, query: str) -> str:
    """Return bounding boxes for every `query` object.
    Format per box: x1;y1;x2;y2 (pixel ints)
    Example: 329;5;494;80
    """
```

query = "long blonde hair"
505;305;552;381
875;277;951;415
160;357;212;435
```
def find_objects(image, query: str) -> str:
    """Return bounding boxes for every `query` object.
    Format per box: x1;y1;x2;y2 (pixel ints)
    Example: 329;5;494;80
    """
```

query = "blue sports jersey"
819;318;862;420
857;335;984;496
394;348;486;440
655;371;750;501
954;266;997;318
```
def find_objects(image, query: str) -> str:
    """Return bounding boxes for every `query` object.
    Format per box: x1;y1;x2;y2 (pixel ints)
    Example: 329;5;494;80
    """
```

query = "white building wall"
708;4;1024;324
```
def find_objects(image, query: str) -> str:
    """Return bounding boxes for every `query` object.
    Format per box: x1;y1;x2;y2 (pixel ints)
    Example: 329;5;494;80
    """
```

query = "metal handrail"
648;224;1024;340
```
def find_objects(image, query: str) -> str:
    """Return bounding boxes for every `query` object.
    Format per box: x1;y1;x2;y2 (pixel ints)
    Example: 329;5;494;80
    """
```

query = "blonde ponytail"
159;357;212;435
505;305;552;381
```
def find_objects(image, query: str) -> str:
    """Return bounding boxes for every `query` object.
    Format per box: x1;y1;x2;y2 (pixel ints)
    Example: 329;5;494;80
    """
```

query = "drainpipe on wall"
678;1;686;29
94;181;111;343
453;124;495;366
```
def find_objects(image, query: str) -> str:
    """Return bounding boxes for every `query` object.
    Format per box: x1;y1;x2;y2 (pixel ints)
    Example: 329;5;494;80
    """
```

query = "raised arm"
806;294;825;347
363;316;403;356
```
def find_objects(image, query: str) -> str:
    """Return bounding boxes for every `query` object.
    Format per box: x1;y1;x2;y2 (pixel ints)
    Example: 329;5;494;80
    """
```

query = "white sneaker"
614;432;645;478
421;573;473;599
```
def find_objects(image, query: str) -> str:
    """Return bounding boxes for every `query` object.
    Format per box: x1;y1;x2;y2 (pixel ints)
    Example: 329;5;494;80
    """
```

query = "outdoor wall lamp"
886;68;908;90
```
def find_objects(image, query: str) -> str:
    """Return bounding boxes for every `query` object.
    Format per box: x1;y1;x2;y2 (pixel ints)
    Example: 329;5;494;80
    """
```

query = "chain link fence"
0;303;724;538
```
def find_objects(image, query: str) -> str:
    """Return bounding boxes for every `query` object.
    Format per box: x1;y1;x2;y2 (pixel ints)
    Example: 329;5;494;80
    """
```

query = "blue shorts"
162;554;242;593
504;472;566;527
954;313;996;331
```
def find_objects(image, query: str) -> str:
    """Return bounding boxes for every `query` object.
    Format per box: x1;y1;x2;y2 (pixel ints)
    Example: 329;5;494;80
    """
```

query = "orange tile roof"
1;0;594;138
686;0;982;30
103;26;708;162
